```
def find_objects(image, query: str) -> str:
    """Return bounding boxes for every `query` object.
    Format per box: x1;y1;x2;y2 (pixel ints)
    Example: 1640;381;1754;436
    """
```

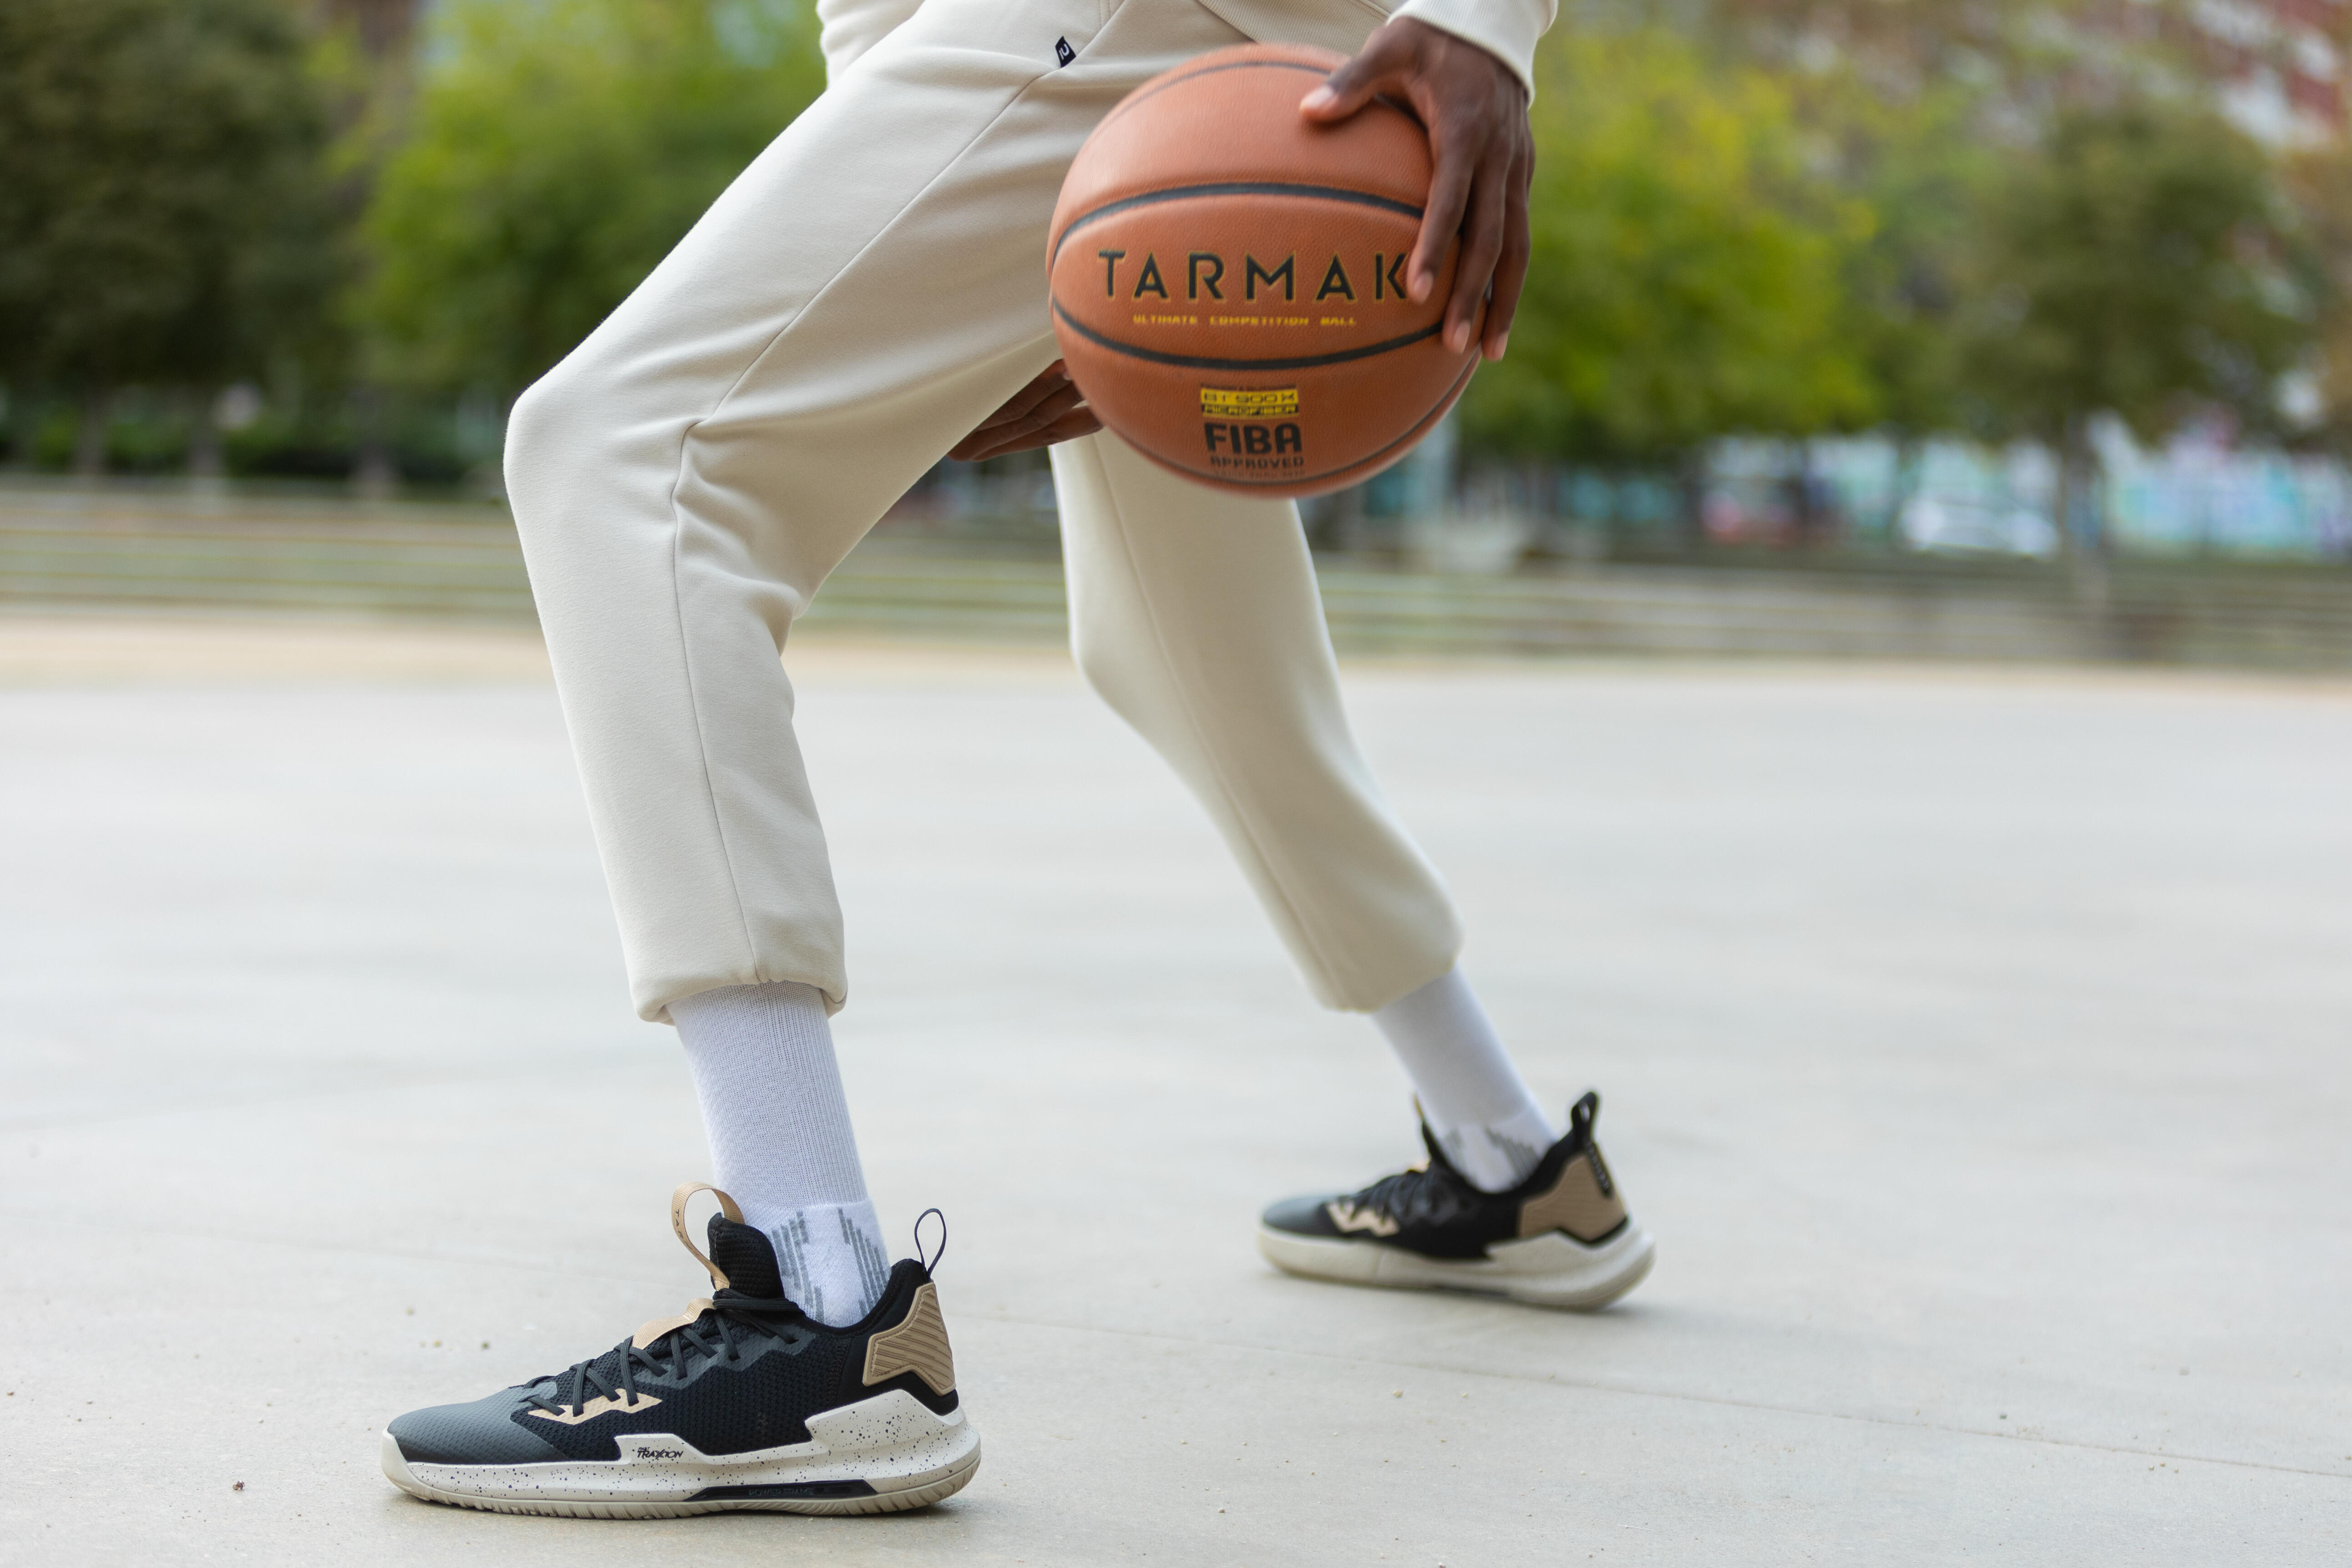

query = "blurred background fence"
10;479;2350;665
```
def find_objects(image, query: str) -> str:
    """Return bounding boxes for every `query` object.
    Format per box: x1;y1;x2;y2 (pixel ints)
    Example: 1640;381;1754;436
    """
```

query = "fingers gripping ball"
1047;44;1480;498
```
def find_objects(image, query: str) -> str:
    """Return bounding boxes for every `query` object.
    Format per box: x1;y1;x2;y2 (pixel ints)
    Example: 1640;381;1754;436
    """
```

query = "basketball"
1047;43;1480;498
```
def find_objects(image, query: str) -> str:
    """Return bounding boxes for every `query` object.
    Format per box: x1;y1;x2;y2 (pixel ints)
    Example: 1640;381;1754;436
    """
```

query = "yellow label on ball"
1200;387;1300;418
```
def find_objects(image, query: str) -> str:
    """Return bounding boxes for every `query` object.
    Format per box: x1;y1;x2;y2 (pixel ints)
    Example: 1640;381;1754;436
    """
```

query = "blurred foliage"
1957;98;2313;449
1953;96;2315;581
0;0;338;394
1708;0;2196;103
1460;28;1876;463
1;0;2338;512
2283;141;2352;449
1796;79;1999;444
355;0;826;397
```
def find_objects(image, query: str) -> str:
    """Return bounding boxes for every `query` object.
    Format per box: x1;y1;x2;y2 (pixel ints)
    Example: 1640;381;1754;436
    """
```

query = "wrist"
1386;0;1547;96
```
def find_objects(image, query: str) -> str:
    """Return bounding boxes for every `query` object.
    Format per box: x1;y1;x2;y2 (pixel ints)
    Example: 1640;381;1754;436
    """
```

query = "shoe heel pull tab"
671;1181;745;1292
913;1208;947;1275
1569;1091;1601;1139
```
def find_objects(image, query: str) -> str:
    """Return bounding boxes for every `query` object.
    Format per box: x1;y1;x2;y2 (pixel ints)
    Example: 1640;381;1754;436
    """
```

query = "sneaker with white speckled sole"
1257;1091;1654;1309
380;1183;978;1517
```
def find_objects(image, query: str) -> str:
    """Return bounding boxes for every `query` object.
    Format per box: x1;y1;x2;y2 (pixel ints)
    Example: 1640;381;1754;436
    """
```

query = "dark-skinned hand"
1302;17;1531;360
948;360;1101;463
952;20;1531;461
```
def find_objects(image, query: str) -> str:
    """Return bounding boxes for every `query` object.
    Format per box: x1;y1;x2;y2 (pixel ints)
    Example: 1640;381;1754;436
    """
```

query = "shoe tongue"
1418;1121;1468;1180
706;1213;787;1301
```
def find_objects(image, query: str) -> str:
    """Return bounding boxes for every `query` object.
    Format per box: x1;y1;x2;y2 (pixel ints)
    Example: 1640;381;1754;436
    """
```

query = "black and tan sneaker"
381;1184;979;1517
1257;1091;1654;1309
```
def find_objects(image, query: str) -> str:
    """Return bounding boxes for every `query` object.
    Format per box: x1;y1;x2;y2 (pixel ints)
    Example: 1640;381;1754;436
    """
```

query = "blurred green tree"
1710;0;2051;90
1958;98;2315;598
1806;76;2003;531
357;0;826;401
1460;29;1876;494
0;0;338;472
2281;142;2352;452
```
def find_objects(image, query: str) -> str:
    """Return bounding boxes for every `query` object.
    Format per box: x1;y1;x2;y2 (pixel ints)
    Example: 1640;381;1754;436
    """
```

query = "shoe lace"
522;1291;803;1420
1344;1162;1458;1226
522;1180;801;1421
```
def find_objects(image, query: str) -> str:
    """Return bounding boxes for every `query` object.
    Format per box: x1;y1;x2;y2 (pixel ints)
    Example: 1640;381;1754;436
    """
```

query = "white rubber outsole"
384;1434;981;1517
1257;1222;1656;1309
381;1394;982;1518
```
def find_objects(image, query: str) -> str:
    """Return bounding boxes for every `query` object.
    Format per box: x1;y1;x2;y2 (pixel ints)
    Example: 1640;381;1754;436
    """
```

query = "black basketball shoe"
380;1184;979;1517
1258;1091;1654;1309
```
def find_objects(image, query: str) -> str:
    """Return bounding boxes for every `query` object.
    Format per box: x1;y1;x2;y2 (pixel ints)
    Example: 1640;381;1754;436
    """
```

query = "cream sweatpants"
504;0;1464;1023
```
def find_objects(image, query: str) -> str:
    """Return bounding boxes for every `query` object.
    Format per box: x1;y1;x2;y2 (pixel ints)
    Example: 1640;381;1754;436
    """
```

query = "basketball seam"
1051;302;1443;371
1054;48;1466;493
1050;183;1423;266
1093;55;1338;135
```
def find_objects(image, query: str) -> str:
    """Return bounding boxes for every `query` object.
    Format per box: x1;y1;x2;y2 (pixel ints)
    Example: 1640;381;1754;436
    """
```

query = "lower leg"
1051;438;1557;1187
1053;432;1460;1009
673;981;890;1326
1372;968;1556;1191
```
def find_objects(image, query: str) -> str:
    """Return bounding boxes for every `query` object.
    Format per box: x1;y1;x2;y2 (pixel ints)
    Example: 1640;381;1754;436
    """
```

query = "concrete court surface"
1;612;2348;1567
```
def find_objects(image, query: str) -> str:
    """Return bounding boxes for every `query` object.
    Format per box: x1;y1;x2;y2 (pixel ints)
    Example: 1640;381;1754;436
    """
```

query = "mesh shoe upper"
1262;1091;1630;1260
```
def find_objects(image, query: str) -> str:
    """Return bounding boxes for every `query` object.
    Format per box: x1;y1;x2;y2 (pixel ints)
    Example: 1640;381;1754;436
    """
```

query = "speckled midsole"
1257;1222;1656;1309
385;1389;976;1503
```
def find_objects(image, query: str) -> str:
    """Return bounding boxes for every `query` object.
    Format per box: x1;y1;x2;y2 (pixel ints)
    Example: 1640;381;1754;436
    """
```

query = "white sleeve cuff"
1389;0;1555;95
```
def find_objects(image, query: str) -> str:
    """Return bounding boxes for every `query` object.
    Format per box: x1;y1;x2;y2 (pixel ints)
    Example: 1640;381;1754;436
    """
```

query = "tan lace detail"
669;1182;744;1289
632;1297;715;1350
862;1282;955;1395
627;1182;745;1349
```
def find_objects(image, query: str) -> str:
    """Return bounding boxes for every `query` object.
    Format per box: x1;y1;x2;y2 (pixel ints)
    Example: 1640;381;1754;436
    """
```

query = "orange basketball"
1047;43;1479;499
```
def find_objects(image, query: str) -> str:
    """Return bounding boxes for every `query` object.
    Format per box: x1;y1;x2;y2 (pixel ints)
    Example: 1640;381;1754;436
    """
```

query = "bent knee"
1068;599;1146;714
502;369;573;502
502;358;625;531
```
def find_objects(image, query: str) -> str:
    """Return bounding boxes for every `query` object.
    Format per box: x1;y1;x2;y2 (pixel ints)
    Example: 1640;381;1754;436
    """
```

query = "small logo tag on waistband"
1054;36;1075;67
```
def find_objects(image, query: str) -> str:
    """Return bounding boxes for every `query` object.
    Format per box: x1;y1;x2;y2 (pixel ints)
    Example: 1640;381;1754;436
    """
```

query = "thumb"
1300;30;1411;120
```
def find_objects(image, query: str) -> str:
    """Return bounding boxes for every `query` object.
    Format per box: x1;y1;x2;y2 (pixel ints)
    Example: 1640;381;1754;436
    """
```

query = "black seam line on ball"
1050;183;1424;266
1051;303;1442;371
1160;352;1477;488
1096;57;1335;132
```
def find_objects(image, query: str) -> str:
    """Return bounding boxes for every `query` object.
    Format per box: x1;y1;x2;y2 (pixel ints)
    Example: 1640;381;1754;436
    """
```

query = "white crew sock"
672;981;891;1327
1372;968;1558;1192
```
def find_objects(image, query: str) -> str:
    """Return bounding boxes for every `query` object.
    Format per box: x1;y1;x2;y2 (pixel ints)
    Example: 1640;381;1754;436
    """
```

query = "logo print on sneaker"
526;1391;663;1425
1324;1199;1400;1237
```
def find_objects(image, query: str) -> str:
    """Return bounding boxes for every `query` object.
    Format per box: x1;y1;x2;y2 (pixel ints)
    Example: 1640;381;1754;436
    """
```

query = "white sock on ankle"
1372;968;1558;1192
672;980;891;1327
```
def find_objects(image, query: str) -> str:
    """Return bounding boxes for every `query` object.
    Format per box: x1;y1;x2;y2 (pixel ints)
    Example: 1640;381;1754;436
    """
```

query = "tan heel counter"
862;1280;956;1396
1516;1145;1628;1243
